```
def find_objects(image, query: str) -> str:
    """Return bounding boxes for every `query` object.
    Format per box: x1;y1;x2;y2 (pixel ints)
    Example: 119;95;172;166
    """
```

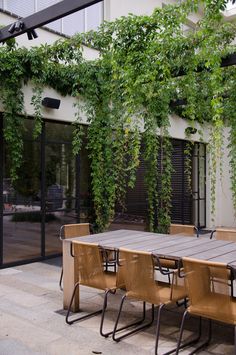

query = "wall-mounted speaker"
42;97;61;109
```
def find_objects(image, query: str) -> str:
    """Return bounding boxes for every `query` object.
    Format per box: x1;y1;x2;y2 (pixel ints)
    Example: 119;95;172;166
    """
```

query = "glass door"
44;121;79;256
3;120;42;264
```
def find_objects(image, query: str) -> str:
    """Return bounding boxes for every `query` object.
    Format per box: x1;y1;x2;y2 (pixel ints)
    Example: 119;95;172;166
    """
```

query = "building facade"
0;0;234;268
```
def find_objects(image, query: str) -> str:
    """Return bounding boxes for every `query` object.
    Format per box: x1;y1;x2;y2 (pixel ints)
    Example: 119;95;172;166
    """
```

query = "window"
0;0;104;36
5;0;35;17
0;117;90;267
115;139;206;228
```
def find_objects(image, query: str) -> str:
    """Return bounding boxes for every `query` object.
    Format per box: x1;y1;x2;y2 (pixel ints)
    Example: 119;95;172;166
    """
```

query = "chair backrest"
73;242;108;289
169;224;196;236
73;241;123;290
60;223;90;239
119;249;181;304
215;228;236;242
183;257;234;324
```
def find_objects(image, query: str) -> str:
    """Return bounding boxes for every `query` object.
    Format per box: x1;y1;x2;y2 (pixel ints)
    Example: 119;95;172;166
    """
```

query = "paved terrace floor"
0;258;234;355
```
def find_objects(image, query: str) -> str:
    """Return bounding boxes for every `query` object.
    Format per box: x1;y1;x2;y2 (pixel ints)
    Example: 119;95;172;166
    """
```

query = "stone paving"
0;258;234;355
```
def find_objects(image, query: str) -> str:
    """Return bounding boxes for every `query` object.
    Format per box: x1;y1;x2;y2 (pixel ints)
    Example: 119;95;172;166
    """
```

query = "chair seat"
126;281;187;305
81;271;124;291
188;293;236;325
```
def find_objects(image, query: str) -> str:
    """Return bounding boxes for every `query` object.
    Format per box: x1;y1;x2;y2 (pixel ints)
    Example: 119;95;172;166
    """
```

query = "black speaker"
42;97;61;109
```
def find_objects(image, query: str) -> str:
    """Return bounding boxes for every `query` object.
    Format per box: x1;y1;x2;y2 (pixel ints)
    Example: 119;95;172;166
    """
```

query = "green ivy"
1;0;236;231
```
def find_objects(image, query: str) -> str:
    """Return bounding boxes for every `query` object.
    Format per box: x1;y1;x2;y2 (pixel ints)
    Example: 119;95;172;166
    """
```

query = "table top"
66;229;236;270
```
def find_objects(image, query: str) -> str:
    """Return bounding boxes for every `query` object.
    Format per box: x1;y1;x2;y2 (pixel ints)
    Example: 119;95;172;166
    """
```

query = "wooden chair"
213;228;236;241
170;224;215;239
159;223;197;270
112;249;187;354
59;223;117;291
59;223;90;290
176;258;235;354
170;224;196;236
66;241;124;337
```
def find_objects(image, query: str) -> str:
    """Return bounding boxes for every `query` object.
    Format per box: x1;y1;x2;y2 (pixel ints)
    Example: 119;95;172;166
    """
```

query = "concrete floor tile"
0;258;234;355
0;338;46;355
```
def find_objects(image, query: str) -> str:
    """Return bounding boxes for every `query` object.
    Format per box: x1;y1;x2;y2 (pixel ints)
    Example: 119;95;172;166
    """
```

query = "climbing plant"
1;0;236;231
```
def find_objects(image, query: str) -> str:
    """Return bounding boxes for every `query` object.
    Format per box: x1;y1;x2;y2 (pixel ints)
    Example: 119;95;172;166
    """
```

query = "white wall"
0;6;235;228
104;0;202;25
0;11;98;122
104;0;163;20
212;128;236;228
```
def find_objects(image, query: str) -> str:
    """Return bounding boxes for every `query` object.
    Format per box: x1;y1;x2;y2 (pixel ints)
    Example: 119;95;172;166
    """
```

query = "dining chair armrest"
59;225;65;241
152;254;176;276
194;226;199;237
229;265;236;281
99;246;118;263
177;260;185;278
89;223;96;234
210;229;216;239
70;242;75;257
195;226;216;239
115;249;124;267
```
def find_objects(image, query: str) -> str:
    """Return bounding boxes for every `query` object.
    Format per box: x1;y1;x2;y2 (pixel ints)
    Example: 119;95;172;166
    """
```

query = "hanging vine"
0;0;236;230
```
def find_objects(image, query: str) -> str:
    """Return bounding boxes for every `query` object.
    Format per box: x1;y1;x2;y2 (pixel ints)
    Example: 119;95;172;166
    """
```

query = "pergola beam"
0;0;102;42
174;53;236;77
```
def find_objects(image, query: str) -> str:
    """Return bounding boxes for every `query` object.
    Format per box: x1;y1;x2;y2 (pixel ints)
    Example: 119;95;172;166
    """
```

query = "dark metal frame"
41;121;46;258
0;0;103;42
112;298;155;342
0;114;3;266
112;254;188;355
0;117;80;268
173;53;236;78
65;245;118;338
176;312;213;354
192;143;206;228
171;139;196;225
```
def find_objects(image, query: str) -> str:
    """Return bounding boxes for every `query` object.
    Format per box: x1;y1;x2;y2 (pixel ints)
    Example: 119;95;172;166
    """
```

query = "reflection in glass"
3;120;42;263
45;211;78;255
2;119;89;264
3;215;41;264
45;121;77;255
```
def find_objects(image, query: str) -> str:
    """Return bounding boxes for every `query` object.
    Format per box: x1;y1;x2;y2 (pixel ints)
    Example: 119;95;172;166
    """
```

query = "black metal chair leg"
168;272;171;284
66;282;103;325
112;297;155;342
59;268;63;291
113;303;155;342
189;319;212;355
234;325;236;355
155;303;165;355
175;309;189;354
168;313;203;355
163;314;202;355
112;294;127;341
100;289;116;338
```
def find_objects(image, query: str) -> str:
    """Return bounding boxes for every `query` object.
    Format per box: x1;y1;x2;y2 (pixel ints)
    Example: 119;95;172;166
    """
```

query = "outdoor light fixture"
8;23;15;34
8;21;24;33
185;127;197;135
14;21;24;32
42;97;61;109
27;29;38;40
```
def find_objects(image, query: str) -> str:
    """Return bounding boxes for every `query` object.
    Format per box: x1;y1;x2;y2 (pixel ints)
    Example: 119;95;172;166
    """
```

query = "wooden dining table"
63;229;236;312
